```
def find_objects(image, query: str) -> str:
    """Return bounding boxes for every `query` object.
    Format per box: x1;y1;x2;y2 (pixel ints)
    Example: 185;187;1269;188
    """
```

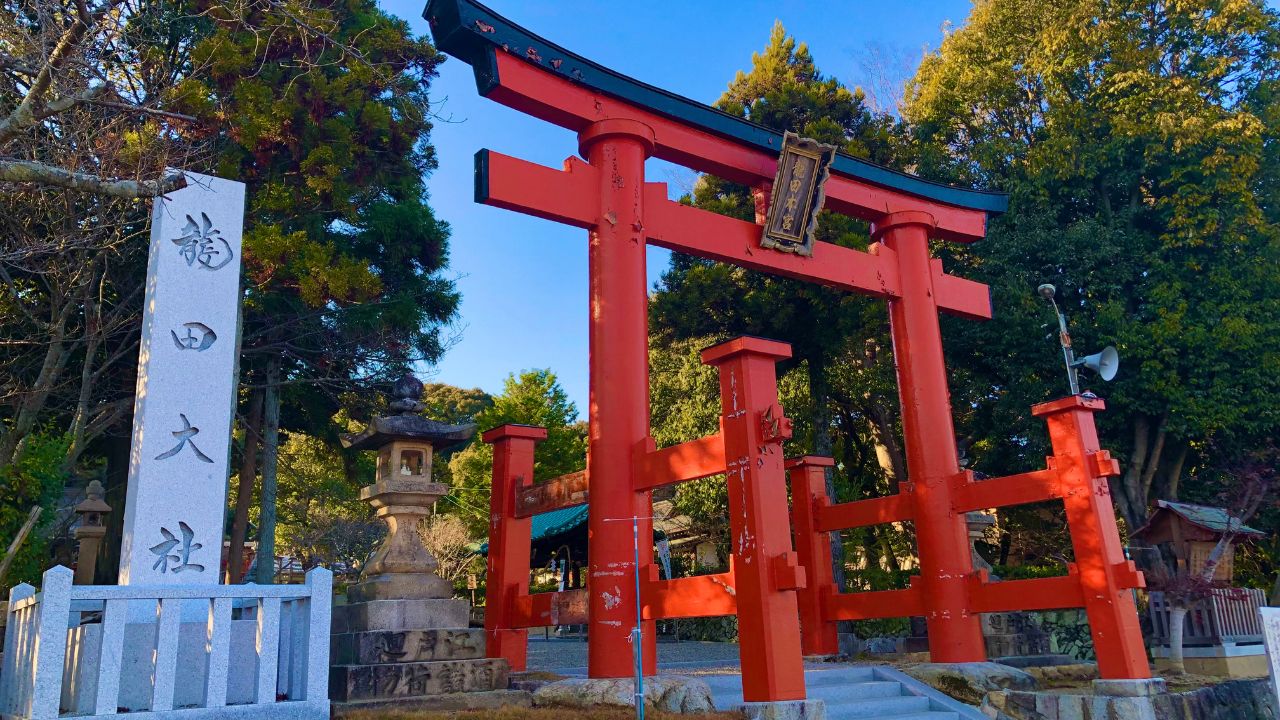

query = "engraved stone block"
118;172;245;586
330;658;508;702
331;629;485;665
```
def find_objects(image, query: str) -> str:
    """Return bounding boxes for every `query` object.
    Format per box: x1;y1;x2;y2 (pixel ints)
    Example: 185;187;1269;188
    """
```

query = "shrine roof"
424;0;1008;216
479;505;587;555
1134;500;1266;540
341;415;476;452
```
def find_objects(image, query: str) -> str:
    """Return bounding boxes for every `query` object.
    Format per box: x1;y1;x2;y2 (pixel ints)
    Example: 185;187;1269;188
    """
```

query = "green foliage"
272;431;380;573
648;336;728;546
847;564;914;592
173;0;461;456
421;384;493;426
0;431;70;589
850;617;910;640
447;370;586;534
420;383;493;487
905;0;1280;534
670;616;739;643
991;564;1068;581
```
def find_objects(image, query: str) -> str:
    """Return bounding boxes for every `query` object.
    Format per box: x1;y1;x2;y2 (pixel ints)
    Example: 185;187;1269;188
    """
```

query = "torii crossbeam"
426;0;1151;702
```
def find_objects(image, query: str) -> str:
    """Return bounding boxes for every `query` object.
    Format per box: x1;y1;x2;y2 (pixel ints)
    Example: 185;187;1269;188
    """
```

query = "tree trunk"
1117;413;1170;532
1167;605;1188;675
808;356;846;591
64;272;102;470
227;389;264;583
255;364;281;584
866;401;907;493
0;301;72;466
877;525;902;572
1159;442;1189;503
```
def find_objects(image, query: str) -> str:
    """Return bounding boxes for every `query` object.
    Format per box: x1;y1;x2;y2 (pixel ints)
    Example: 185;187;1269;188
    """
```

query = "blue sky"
379;0;975;415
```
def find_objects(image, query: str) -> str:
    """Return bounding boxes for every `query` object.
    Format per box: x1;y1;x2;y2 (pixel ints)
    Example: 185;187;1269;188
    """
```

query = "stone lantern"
73;479;111;585
340;374;475;602
331;375;510;708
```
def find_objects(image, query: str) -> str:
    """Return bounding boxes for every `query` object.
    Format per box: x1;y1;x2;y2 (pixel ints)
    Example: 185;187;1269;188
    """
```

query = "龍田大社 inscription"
154;413;214;463
149;521;205;574
172;212;234;271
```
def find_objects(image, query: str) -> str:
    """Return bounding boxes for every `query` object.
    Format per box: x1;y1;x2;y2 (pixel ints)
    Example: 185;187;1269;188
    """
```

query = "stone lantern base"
330;588;511;706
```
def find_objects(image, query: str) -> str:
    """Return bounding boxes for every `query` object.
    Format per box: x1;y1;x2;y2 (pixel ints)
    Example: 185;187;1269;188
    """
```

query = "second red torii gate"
425;0;1152;702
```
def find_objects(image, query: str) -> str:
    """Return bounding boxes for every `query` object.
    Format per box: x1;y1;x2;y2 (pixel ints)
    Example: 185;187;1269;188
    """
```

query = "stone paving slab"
331;689;533;718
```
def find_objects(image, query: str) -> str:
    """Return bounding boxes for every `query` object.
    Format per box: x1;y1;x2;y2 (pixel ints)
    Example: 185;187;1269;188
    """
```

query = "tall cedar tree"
175;0;459;406
172;0;459;573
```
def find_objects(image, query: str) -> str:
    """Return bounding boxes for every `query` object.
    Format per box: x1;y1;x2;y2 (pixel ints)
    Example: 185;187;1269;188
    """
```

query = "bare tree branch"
0;5;96;144
0;160;186;198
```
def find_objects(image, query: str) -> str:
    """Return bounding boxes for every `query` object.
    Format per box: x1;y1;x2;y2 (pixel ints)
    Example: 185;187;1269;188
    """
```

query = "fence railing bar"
91;598;128;715
255;597;282;704
31;566;71;720
289;598;309;701
276;599;294;700
1;583;36;715
303;568;332;702
150;598;182;712
67;585;314;601
204;597;233;708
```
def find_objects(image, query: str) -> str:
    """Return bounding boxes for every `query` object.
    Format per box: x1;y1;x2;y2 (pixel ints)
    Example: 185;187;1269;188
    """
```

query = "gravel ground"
526;637;744;675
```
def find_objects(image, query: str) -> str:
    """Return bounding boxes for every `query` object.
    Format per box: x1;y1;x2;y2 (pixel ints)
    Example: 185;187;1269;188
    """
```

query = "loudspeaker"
1073;345;1119;381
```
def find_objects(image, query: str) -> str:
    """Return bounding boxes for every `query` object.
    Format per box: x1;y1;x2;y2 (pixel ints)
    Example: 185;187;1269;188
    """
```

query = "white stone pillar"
118;172;245;585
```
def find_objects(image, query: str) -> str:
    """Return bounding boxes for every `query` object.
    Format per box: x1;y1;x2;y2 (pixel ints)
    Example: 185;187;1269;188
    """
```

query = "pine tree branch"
0;160;185;198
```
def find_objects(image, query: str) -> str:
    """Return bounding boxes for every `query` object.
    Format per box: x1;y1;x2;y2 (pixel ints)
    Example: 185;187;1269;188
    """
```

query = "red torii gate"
425;0;1151;703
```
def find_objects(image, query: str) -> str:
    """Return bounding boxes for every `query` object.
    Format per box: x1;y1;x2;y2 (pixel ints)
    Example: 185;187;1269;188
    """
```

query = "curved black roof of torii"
424;0;1008;215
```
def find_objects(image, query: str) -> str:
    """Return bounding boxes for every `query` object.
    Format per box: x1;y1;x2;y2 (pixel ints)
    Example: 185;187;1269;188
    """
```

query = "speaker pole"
1037;284;1080;396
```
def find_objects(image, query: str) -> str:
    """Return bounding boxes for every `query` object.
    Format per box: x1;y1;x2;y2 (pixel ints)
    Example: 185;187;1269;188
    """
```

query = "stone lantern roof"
340;374;476;451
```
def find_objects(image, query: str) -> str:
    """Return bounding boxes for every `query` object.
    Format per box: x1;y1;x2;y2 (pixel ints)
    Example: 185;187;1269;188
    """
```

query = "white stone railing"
1;565;331;720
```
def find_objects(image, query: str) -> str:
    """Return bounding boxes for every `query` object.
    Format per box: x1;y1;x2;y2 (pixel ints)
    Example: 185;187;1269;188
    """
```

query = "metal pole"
1048;297;1080;395
604;514;653;719
632;516;645;720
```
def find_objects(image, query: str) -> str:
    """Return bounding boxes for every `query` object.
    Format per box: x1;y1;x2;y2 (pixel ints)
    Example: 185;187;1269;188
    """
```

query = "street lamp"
1037;283;1119;395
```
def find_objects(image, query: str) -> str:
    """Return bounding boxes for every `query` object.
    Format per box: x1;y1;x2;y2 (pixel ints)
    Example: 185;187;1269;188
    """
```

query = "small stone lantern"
73;480;111;585
331;377;508;709
340;375;475;602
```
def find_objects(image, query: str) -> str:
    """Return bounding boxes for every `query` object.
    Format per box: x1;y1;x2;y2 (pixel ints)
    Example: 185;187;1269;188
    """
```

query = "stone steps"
702;666;980;720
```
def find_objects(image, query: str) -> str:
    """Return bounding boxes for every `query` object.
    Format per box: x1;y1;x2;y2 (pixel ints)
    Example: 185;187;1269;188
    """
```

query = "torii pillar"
580;118;659;678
